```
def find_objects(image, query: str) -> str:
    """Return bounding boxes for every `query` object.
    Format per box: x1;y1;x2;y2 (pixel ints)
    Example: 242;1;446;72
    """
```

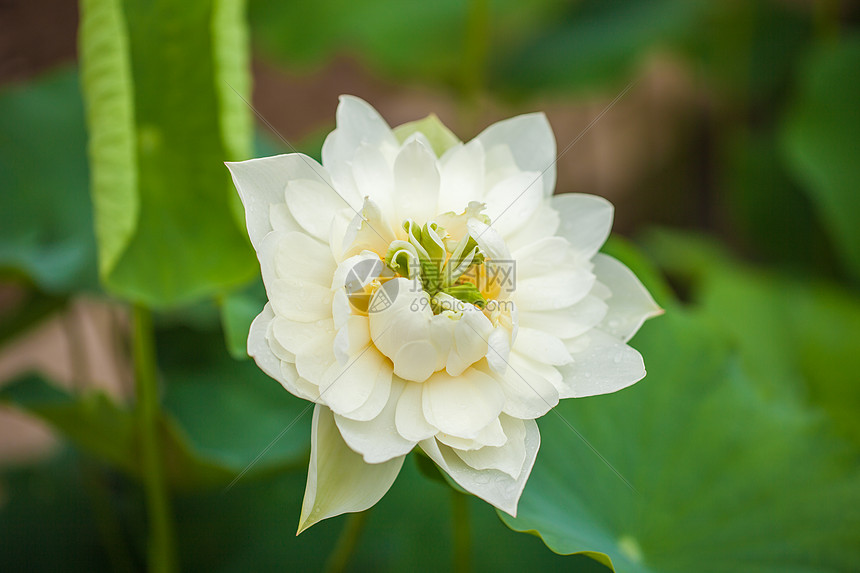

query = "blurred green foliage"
2;0;860;571
782;35;860;281
0;69;98;293
505;274;860;572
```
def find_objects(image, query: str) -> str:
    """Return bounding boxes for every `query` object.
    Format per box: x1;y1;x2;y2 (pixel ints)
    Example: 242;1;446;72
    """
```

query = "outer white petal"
298;405;404;534
330;95;397;158
395;381;439;442
558;329;646;398
504;202;560;253
475;112;556;197
496;352;560;419
271;315;334;356
453;415;526;479
333;315;371;364
334;379;416;464
445;306;493;376
249;304;300;395
438;140;485;213
285;179;353;242
511;236;570;279
394;137;440;222
467;218;512;261
438;417;506;451
514;327;572;366
294;331;337;385
483;171;543;238
321;95;397;207
226;153;328;249
422;368;505;439
268;277;333;323
486;326;512;375
552;193;614;261
592;254;663;342
420;417;540;516
352;143;396;218
518;295;608;339
319;345;389;417
259;231;335;287
516;268;595;311
340;198;397;259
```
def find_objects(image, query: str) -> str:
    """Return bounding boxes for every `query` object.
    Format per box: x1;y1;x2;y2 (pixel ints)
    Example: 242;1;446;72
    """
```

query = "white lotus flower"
226;96;662;533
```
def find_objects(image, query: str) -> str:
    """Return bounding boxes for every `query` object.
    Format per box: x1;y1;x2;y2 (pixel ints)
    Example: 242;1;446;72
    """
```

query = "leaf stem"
132;304;176;573
459;0;490;129
323;510;369;573
451;490;472;573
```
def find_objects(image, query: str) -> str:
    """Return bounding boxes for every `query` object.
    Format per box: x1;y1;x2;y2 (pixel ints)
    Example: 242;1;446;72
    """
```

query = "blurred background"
1;0;859;571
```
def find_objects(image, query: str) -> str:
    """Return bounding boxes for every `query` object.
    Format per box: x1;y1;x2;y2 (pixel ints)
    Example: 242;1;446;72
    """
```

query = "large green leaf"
157;325;310;473
79;0;257;307
782;36;860;282
0;68;99;293
646;229;860;447
501;311;860;571
0;447;604;572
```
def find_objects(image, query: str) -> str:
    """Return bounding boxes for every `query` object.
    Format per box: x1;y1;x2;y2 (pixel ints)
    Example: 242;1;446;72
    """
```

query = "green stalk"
132;304;176;573
451;490;472;573
323;510;369;573
459;0;490;129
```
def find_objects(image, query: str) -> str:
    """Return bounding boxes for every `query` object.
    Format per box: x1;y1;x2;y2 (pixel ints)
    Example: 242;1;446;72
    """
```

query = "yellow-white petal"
249;304;304;397
511;236;570;279
321;95;397;208
438;140;485;213
453;415;526;479
419;417;539;516
226;153;327;249
503;202;560;253
394;137;440;222
496;352;561;419
552;193;614;261
395;381;439;442
333;379;416;463
422;368;505;439
517;295;608;340
286;178;353;242
475;112;556;197
298;405;404;534
558;329;646;398
268;277;333;323
319;345;388;417
516;268;595;311
438;417;506;451
592;254;663;342
264;231;335;287
483;171;543;238
513;327;572;366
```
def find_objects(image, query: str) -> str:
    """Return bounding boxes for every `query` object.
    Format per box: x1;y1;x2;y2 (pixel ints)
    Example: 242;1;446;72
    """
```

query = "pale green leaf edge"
212;0;254;230
79;0;138;281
